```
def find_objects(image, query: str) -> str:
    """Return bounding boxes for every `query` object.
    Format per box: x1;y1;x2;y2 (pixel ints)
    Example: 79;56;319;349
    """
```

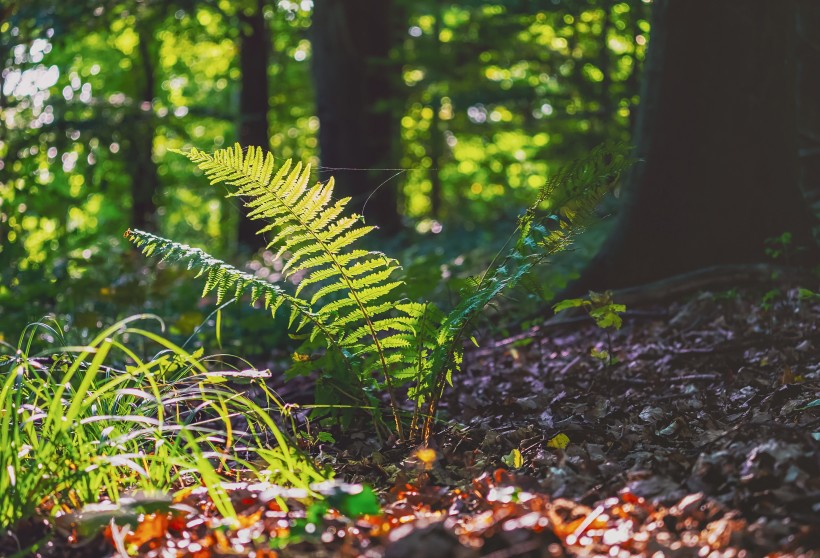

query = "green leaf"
590;310;622;330
323;483;381;517
590;347;609;361
502;448;524;469
552;298;585;313
798;288;820;301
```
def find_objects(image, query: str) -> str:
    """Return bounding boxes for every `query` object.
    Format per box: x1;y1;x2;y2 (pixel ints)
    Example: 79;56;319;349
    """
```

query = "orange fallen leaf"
115;513;168;548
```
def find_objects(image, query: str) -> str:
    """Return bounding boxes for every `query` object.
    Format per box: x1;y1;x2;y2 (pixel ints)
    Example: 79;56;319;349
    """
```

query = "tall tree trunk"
567;0;816;294
798;0;820;207
237;0;270;251
129;26;160;231
311;0;402;235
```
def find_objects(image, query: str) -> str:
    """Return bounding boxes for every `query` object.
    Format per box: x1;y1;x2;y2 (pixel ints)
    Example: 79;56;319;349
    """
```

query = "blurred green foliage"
0;0;648;351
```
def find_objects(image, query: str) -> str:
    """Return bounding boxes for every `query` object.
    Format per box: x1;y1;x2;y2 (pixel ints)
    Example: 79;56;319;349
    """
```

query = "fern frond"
420;143;632;440
125;229;315;320
518;142;633;251
165;144;418;436
173;145;404;326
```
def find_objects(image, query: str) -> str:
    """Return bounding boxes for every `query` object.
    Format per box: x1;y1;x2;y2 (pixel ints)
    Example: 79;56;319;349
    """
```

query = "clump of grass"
0;315;325;531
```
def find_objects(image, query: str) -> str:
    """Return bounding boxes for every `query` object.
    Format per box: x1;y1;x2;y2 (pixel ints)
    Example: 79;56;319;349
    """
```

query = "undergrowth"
0;315;324;531
125;143;632;443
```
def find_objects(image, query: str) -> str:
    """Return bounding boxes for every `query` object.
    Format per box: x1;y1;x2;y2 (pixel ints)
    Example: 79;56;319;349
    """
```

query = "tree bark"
237;0;270;251
798;0;820;206
128;25;160;232
310;0;402;235
567;0;817;295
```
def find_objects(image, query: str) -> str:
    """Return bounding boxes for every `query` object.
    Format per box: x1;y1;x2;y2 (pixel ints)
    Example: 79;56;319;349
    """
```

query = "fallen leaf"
547;433;570;449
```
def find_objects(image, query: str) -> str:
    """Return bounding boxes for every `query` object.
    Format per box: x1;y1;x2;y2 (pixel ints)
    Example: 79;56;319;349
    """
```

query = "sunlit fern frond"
128;144;416;435
177;145;409;346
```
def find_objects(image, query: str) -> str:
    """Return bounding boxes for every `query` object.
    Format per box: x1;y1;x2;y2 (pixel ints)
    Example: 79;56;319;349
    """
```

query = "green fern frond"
138;144;418;436
172;146;405;338
420;143;632;439
125;229;307;320
518;142;633;251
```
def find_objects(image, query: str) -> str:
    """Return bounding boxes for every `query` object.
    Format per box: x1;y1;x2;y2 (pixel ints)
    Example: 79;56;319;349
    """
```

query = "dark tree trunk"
237;0;270;251
311;0;402;235
567;0;816;294
798;0;820;206
129;26;160;231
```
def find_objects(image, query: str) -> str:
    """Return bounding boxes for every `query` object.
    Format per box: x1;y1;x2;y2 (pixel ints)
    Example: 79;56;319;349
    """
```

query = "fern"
126;142;631;443
418;143;633;439
518;142;632;253
127;145;415;437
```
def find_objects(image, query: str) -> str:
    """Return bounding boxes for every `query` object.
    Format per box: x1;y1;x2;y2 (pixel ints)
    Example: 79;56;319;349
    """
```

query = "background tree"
125;14;164;232
798;0;820;209
310;0;403;235
568;0;817;294
236;0;271;250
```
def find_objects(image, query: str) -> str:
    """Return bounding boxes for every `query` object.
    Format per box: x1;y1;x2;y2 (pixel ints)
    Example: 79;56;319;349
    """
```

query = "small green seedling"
760;232;798;332
798;288;820;302
764;232;793;263
760;231;819;334
553;290;625;365
760;288;780;312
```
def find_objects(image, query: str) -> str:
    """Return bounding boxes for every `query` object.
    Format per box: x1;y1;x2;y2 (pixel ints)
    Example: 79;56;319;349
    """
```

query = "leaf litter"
3;287;818;557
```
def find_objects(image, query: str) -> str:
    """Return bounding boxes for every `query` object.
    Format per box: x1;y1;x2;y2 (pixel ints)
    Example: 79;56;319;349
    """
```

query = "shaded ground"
6;287;820;557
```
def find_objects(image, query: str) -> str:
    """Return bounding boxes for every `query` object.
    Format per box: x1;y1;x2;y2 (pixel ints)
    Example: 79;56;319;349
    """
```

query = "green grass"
0;314;326;530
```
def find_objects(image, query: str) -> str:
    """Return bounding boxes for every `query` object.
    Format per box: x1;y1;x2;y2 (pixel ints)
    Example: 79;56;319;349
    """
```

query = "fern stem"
422;336;459;443
408;303;430;440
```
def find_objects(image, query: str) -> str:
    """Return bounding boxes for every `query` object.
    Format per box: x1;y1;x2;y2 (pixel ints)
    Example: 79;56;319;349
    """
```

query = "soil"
7;287;819;557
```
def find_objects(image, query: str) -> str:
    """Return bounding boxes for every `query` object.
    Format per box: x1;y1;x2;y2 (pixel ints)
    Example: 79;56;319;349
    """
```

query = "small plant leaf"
502;448;524;469
553;298;585;313
324;484;381;517
590;347;610;361
547;433;570;449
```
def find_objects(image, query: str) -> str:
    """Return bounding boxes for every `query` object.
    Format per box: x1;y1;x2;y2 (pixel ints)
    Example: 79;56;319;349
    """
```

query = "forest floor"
9;286;820;557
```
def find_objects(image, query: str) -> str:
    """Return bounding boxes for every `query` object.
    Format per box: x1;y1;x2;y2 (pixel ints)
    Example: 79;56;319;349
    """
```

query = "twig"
669;373;721;383
557;355;583;377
